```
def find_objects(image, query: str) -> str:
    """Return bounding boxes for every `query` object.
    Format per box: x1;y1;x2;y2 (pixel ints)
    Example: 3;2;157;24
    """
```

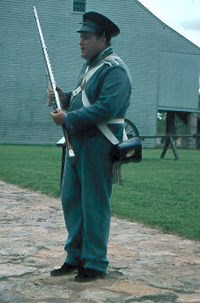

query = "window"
73;0;86;12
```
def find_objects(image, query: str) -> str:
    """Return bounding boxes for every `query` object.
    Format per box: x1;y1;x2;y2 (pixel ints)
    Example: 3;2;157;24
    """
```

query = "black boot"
50;263;79;277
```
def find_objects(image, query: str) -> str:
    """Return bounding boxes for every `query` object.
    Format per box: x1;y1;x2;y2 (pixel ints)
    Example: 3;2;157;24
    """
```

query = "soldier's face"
79;33;106;61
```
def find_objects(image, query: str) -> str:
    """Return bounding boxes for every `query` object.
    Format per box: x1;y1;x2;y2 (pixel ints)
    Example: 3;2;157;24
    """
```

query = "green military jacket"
63;47;132;140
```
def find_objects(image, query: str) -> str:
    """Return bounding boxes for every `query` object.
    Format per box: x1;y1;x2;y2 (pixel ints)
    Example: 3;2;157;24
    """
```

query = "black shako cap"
77;11;120;37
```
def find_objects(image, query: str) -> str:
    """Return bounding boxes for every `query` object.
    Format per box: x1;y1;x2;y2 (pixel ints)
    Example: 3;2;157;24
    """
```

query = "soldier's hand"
47;86;66;106
56;87;66;105
50;109;66;125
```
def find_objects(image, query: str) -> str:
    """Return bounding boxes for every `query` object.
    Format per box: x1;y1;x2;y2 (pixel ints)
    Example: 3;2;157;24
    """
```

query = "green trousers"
61;135;113;273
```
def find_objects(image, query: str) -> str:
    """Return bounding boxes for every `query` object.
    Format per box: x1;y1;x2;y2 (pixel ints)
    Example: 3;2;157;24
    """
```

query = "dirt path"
0;180;200;303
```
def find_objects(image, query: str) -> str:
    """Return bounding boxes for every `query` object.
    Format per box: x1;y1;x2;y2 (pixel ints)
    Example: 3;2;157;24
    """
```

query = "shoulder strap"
84;63;104;82
72;54;123;98
72;62;104;98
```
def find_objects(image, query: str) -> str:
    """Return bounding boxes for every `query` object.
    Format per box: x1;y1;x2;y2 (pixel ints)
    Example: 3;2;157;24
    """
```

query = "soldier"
50;11;132;282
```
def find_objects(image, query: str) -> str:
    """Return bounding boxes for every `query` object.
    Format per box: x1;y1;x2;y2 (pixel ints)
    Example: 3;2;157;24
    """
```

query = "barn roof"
136;0;200;51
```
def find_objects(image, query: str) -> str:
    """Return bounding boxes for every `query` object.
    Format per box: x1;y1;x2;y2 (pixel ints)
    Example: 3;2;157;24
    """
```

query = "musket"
33;6;75;158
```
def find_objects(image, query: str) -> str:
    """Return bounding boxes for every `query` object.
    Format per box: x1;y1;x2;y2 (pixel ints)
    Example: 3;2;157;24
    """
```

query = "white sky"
138;0;200;47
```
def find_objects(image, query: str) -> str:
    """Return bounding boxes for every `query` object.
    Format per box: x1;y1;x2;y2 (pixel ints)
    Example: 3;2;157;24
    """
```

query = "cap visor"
77;24;97;34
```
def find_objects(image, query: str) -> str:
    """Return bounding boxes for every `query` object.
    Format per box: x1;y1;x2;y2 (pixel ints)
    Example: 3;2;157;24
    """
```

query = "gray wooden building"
0;0;200;146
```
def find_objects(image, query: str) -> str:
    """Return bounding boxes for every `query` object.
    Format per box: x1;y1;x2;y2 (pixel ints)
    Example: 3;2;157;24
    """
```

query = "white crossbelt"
71;63;104;98
82;90;124;145
72;54;121;99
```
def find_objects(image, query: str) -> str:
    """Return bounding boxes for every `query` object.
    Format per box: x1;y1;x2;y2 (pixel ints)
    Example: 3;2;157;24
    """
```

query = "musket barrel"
33;6;61;110
33;6;75;158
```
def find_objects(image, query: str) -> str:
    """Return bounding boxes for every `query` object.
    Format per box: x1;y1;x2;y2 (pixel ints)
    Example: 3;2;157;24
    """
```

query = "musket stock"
33;6;75;158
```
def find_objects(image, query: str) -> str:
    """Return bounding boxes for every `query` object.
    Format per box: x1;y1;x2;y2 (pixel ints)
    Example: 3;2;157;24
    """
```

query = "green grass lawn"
0;145;199;241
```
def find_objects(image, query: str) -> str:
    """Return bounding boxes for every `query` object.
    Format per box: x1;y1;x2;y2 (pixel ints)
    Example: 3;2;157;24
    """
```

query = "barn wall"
158;52;200;112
